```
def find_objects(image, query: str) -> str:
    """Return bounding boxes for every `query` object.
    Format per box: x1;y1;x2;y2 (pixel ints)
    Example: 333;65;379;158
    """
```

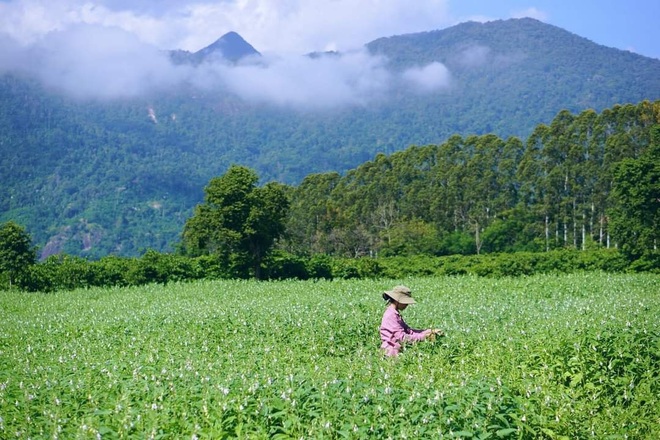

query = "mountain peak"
194;31;261;63
169;31;260;65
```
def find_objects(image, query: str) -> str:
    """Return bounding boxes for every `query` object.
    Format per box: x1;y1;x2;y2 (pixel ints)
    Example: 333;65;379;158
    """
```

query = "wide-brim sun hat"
383;285;415;304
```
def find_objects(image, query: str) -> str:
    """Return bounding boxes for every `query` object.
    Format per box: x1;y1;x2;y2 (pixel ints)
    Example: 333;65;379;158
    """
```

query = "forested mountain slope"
367;18;660;133
1;18;659;258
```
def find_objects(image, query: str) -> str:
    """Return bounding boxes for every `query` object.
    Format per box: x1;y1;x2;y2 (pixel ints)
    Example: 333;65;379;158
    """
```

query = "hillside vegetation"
1;19;659;258
2;102;657;292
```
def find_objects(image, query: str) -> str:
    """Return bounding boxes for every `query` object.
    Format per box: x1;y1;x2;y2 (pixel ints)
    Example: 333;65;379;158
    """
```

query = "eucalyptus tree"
462;135;513;253
517;123;557;250
282;172;340;255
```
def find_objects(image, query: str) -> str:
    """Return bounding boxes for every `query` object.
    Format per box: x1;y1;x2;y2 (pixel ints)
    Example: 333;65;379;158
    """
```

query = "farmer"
379;285;443;357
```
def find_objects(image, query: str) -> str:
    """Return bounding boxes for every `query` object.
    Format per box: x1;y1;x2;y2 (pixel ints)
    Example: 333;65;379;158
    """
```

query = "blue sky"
0;0;657;58
451;0;660;59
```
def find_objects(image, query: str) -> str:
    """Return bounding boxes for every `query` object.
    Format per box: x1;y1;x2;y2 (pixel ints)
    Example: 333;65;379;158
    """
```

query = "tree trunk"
582;212;586;251
474;220;482;255
573;200;577;249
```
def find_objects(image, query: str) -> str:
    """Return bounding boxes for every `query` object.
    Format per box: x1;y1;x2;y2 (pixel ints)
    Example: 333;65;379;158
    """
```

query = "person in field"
379;285;443;357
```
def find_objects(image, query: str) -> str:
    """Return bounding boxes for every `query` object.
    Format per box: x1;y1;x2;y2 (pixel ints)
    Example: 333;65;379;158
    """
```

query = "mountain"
1;19;659;259
364;18;659;134
170;31;261;64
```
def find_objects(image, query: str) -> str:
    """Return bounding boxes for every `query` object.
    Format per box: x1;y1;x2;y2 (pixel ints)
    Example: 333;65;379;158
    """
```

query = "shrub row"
333;249;632;279
5;248;644;293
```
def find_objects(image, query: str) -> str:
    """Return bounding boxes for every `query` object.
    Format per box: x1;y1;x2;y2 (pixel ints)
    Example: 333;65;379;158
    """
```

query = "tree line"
281;101;659;262
1;101;658;290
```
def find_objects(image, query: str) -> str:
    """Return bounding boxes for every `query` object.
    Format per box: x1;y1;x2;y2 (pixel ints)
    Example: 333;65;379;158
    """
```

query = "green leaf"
98;426;116;435
541;428;556;437
496;428;517;437
570;372;583;387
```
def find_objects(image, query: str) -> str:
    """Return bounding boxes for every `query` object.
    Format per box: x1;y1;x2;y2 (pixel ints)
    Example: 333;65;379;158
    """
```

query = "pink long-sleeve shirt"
379;306;430;356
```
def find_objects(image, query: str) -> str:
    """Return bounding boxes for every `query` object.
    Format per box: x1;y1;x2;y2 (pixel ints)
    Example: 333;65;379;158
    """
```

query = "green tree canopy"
609;125;660;266
0;221;37;289
181;165;290;278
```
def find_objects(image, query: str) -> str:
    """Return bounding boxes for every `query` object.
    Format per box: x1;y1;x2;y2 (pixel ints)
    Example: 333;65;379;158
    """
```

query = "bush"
22;263;55;292
263;252;309;280
305;254;333;279
378;255;439;278
331;259;361;279
627;253;660;273
92;256;133;287
194;254;234;280
437;231;475;256
126;250;200;285
38;255;98;291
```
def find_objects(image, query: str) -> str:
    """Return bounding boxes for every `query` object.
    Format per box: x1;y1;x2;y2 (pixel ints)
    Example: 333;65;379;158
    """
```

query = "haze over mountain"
1;18;659;258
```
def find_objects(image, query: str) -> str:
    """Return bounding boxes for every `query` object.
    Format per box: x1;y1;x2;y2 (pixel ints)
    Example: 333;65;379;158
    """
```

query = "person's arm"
381;309;433;344
397;315;432;342
402;326;432;342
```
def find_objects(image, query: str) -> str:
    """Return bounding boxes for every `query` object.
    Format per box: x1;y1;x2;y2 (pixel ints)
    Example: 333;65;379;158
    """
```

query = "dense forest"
1;19;659;258
281;101;659;259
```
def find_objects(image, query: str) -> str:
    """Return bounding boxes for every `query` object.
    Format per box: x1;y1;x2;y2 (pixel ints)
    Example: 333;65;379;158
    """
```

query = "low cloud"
0;22;456;108
209;51;393;109
402;62;451;92
0;1;460;108
28;25;183;99
457;45;491;67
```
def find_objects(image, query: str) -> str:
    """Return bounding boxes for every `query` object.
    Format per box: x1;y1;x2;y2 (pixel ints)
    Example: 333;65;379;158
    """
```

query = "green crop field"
1;273;658;439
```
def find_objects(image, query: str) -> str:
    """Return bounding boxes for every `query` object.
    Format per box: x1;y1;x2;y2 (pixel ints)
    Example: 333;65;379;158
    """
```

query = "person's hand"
426;328;442;341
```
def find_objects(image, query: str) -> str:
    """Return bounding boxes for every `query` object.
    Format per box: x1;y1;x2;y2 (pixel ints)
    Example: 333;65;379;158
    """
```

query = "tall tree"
181;165;289;279
609;125;660;265
0;221;37;289
282;172;340;255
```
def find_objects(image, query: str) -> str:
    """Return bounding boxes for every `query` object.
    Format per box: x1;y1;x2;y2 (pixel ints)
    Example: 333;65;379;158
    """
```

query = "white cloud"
0;1;464;105
211;50;393;109
49;26;184;98
0;0;453;53
457;45;491;67
1;24;186;99
0;23;402;107
402;62;451;92
0;0;168;47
